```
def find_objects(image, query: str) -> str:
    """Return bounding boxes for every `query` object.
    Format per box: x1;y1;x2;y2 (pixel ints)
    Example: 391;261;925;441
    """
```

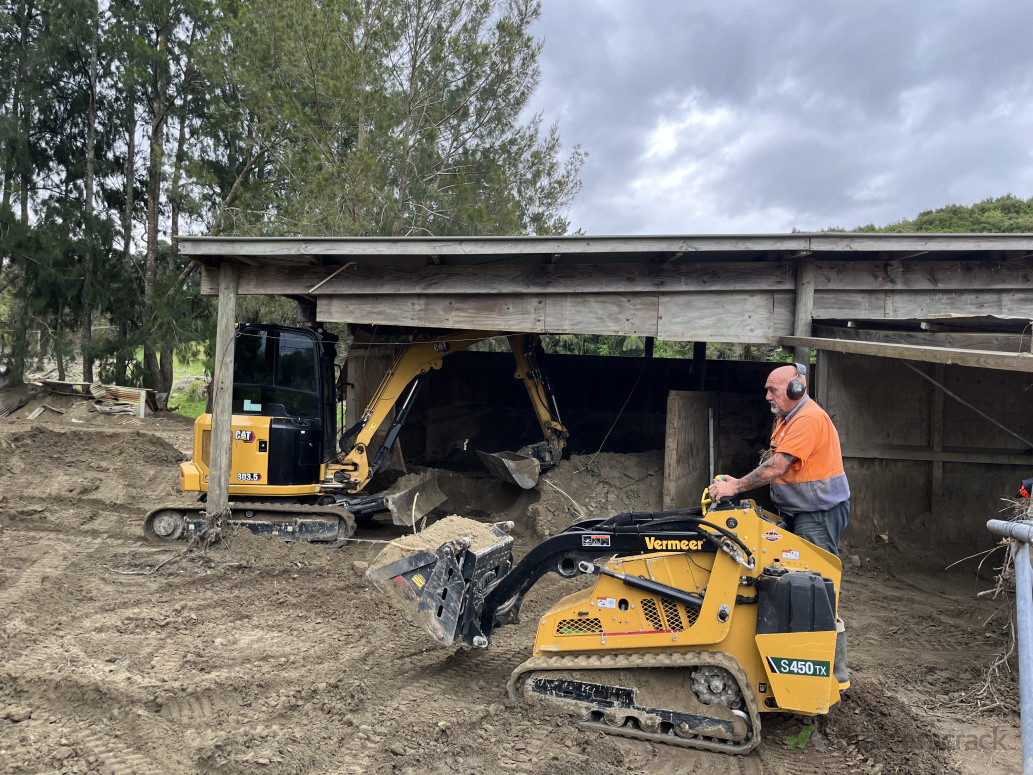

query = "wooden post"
206;261;239;529
663;391;710;510
692;341;707;390
930;363;945;511
295;296;317;324
792;256;815;367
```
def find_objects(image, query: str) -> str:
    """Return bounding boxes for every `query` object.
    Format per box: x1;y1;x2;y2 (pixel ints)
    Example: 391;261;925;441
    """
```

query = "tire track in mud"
0;535;102;612
20;711;168;775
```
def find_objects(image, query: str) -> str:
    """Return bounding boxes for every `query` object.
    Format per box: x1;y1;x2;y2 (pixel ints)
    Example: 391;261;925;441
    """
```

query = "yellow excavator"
368;496;846;754
144;324;567;546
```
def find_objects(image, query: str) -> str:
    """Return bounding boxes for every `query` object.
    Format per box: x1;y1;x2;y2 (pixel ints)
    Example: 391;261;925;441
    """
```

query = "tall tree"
213;0;582;237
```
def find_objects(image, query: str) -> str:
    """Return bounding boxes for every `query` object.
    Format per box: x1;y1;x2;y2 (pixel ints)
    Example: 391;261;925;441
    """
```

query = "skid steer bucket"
379;472;448;526
476;450;542;489
367;516;514;646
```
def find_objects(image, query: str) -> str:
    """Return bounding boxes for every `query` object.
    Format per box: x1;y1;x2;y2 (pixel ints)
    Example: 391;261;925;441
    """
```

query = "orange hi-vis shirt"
769;396;850;514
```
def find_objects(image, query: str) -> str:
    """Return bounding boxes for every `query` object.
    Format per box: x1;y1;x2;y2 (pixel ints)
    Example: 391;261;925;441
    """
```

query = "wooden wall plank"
812;257;1033;291
204;262;796;297
782;336;1033;372
201;257;1033;297
319;294;547;331
814;289;1033;320
543;294;659;336
659;292;775;343
813;325;1030;353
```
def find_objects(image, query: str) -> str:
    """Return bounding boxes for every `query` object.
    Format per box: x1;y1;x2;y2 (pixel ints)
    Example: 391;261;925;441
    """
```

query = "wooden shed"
181;233;1033;544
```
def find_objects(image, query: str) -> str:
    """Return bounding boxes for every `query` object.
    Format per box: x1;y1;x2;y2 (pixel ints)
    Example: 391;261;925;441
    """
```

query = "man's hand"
707;476;740;502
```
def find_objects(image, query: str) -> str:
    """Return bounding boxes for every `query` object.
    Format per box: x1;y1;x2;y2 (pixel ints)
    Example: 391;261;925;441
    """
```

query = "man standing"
706;362;850;685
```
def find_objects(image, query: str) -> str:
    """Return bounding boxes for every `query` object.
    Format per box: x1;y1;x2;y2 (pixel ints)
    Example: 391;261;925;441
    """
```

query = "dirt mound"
529;451;664;536
820;679;957;774
0;425;188;541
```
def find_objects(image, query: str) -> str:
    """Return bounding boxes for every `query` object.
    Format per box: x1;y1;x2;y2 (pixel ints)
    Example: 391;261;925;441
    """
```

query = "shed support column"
792;257;815;368
206;261;239;530
692;341;707;390
930;363;945;511
663;391;710;510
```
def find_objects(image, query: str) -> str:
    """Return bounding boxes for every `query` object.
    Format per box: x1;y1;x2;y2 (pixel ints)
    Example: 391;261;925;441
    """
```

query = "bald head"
764;364;806;416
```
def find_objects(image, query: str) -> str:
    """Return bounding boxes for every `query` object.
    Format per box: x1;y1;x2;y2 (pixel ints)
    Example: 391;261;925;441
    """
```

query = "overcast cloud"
527;1;1033;234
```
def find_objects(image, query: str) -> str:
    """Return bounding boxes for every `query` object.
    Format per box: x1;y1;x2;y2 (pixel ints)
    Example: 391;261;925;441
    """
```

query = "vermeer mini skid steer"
368;499;847;754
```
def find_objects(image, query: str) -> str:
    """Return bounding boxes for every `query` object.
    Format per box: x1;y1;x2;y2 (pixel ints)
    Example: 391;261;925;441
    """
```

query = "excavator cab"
179;324;339;495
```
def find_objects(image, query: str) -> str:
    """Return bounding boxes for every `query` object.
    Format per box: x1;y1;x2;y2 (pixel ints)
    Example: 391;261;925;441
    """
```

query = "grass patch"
170;391;208;419
170;377;209;419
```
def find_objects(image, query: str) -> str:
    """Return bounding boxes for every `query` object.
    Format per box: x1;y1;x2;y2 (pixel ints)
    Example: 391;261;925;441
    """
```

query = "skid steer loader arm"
368;508;749;647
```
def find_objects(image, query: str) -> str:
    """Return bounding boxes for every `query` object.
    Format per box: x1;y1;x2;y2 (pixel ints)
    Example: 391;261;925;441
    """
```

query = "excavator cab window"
233;326;321;420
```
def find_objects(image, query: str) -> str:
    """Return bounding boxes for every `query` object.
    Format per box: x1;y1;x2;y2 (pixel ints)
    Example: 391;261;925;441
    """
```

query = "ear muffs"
787;362;807;400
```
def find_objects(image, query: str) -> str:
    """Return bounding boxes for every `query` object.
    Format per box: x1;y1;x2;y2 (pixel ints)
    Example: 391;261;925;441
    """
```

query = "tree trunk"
144;28;170;410
81;0;99;384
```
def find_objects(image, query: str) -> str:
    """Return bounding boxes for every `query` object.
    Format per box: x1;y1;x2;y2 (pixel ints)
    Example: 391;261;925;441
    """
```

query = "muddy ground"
0;393;1023;774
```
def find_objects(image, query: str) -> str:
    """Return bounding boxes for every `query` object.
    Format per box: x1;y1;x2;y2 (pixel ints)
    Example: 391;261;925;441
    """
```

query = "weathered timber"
659;292;777;343
200;258;1033;297
207;262;238;521
792;257;815;365
813;289;1033;320
543;294;659;337
319;294;547;332
843;446;1033;466
812;325;1030;353
663;391;711;510
202;262;795;297
180;233;1033;266
782;336;1033;373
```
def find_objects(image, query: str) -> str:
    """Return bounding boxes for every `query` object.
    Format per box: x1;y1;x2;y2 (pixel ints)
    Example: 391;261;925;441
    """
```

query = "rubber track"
508;650;762;755
145;499;357;542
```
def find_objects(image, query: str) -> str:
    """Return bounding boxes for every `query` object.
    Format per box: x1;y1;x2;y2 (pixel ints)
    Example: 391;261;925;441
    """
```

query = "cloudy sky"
526;1;1033;235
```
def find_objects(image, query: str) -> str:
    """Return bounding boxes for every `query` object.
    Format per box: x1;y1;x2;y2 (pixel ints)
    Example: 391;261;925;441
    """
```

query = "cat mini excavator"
368;497;846;754
144;325;567;546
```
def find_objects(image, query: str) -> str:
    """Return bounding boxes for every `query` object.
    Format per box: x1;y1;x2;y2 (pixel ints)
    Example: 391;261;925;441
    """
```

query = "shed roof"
179;232;1033;268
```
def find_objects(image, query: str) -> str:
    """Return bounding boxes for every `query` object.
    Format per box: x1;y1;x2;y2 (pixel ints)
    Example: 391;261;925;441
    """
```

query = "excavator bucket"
379;472;448;527
367;516;514;646
476;449;542;489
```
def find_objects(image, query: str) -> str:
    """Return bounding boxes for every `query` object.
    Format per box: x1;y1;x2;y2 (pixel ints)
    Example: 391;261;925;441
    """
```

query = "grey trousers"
784;500;850;557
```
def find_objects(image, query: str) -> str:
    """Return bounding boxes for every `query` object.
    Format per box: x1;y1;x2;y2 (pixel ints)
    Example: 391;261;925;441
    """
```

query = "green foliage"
210;0;583;237
854;194;1033;233
0;0;583;396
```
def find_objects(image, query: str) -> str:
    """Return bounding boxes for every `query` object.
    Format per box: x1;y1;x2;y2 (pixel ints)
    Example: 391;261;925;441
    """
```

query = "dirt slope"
0;404;1021;773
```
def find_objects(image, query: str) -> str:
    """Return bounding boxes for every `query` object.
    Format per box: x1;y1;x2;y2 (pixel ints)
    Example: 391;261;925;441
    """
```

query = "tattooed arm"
707;452;798;501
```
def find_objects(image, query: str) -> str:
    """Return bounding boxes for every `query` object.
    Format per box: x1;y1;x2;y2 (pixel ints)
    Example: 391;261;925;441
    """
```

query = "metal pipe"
988;519;1033;545
987;518;1033;774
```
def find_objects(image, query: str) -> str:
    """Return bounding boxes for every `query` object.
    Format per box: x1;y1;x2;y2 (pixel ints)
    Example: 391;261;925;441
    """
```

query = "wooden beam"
812;325;1029;353
792;256;815;365
178;233;1033;261
782;336;1033;372
663;391;711;509
203;257;1033;297
207;262;239;525
930;363;945;509
813;289;1033;320
843;446;1033;466
202;262;795;297
658;292;777;343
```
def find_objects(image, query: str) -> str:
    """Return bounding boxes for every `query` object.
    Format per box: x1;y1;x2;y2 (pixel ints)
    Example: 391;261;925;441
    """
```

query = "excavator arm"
331;330;567;494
